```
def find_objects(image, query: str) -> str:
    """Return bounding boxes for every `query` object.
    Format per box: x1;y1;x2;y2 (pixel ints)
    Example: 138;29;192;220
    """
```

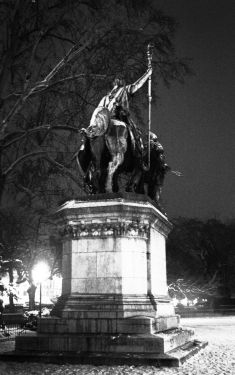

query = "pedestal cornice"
55;193;172;238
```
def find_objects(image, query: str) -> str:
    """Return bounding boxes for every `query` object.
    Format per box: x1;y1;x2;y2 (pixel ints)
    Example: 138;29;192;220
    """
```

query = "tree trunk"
27;283;37;310
8;266;15;311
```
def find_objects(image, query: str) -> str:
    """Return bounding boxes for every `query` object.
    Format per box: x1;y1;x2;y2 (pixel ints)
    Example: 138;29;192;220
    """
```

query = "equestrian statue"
76;45;181;209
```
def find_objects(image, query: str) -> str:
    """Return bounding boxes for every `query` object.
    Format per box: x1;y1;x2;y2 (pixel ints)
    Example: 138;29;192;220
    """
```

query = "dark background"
152;0;234;221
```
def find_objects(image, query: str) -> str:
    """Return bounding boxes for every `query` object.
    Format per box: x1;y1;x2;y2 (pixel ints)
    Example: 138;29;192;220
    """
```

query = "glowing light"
32;262;50;284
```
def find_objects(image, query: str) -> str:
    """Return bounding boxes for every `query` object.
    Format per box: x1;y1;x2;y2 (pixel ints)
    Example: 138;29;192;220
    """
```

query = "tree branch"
47;33;75;45
0;38;92;138
1;124;80;149
41;155;85;190
3;151;46;177
35;73;106;93
14;182;37;200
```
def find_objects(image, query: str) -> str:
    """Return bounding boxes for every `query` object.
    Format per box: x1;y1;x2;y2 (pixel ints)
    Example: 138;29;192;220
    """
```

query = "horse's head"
149;132;164;154
80;128;87;136
88;106;111;137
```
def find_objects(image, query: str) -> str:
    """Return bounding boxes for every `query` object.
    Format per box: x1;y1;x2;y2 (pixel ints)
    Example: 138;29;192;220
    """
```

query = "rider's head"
113;75;125;88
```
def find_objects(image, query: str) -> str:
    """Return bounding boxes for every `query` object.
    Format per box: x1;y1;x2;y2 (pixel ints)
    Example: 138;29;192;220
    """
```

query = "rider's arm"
127;68;152;95
98;93;117;111
98;96;106;107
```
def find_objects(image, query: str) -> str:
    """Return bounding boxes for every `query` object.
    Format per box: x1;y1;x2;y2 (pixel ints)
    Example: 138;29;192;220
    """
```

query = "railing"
0;324;26;340
0;313;27;340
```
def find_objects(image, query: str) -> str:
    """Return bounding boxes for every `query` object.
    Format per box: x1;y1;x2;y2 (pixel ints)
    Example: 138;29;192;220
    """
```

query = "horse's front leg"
112;172;119;193
106;152;124;193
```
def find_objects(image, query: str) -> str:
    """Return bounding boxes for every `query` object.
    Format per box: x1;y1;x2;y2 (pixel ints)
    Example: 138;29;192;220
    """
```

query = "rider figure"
93;67;152;162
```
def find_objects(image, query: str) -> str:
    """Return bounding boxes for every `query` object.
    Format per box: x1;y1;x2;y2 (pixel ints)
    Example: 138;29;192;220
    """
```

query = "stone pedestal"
15;194;206;366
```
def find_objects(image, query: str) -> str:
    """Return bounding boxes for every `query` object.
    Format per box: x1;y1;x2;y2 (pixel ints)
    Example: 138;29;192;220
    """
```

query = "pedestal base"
14;196;207;366
14;325;207;367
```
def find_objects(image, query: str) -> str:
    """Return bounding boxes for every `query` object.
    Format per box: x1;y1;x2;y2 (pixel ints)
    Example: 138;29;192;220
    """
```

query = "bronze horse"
77;107;141;194
76;107;174;203
135;133;171;210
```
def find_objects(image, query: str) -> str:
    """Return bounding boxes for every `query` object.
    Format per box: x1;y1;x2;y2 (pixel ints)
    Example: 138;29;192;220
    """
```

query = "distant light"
32;262;50;284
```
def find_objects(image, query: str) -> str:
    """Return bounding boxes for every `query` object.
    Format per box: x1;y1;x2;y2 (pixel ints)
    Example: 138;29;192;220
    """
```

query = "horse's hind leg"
106;153;124;193
126;166;143;193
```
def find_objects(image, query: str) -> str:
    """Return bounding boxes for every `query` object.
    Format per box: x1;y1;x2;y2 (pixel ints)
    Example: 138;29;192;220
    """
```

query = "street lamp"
32;262;50;317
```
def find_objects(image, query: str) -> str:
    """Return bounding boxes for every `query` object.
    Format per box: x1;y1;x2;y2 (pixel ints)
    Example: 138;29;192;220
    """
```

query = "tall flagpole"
147;43;153;169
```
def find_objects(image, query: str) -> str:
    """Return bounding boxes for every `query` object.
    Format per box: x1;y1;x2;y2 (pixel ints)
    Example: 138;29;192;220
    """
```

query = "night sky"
152;0;235;221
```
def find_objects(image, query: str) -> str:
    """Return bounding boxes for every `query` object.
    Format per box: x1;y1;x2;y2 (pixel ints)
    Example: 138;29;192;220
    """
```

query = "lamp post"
32;262;50;317
39;281;42;317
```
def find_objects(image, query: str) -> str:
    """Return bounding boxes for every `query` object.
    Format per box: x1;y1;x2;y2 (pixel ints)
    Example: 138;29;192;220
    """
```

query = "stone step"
16;327;194;354
9;336;208;367
108;328;195;353
38;315;180;335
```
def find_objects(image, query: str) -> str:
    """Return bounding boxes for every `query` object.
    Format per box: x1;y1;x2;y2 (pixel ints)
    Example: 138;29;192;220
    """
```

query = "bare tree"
167;218;235;301
0;0;192;207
